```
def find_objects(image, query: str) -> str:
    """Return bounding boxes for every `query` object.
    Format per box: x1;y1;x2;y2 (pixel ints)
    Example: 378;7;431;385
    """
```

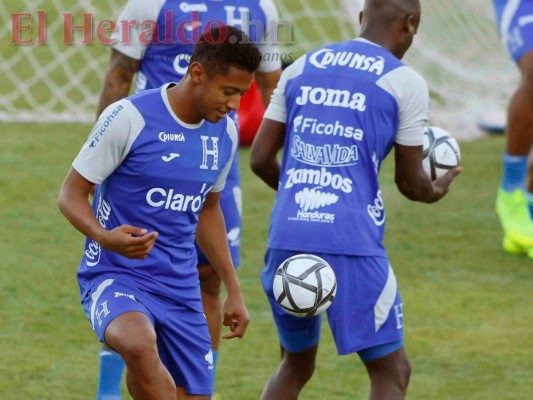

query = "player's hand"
431;166;463;199
221;292;249;339
100;224;158;259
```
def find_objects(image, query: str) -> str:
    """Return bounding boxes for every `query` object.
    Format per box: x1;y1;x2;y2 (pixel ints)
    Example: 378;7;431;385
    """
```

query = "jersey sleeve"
263;55;306;122
257;0;282;72
110;0;165;60
211;118;239;192
72;99;146;184
379;66;430;146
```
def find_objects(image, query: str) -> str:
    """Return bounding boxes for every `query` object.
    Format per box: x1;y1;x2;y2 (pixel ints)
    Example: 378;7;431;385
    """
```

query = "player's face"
199;66;254;123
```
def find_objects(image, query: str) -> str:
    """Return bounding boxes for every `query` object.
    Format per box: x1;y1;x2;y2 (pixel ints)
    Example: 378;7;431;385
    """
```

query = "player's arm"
95;49;139;118
249;118;286;190
392;68;461;203
255;69;282;107
58;168;157;258
394;143;462;203
196;191;249;339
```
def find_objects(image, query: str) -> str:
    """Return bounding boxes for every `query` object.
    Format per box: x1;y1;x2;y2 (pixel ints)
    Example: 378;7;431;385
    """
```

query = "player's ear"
189;62;206;84
403;14;418;35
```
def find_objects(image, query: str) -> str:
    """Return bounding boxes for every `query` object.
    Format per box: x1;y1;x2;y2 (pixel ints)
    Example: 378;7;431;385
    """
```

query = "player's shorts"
493;0;533;63
81;277;213;395
261;249;404;359
196;180;242;268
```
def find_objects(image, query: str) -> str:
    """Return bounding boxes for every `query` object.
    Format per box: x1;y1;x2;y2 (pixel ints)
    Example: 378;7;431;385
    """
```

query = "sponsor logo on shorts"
114;292;136;301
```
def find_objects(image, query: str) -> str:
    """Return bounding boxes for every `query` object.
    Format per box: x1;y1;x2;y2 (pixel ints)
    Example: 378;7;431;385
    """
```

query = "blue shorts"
494;0;533;63
261;249;404;358
81;278;213;395
196;181;241;268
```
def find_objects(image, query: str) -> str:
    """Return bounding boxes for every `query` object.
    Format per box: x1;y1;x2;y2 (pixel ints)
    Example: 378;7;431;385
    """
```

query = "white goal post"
1;0;517;139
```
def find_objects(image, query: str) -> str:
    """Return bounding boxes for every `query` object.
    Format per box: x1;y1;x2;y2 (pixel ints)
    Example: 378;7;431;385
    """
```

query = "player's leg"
96;344;125;400
197;262;222;361
260;249;321;399
84;279;176;400
196;179;241;398
326;255;409;398
361;346;411;399
519;54;533;220
494;0;533;255
260;345;318;400
106;312;176;399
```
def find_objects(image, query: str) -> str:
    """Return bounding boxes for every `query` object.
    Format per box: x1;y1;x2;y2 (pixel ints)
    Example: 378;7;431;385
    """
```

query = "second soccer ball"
422;126;461;180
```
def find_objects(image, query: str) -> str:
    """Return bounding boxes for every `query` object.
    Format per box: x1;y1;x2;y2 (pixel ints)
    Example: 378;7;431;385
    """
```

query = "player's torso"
138;0;267;90
79;87;235;295
270;40;405;257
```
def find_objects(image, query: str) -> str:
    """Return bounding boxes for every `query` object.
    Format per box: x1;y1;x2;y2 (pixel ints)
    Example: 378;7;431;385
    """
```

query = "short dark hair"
190;25;262;76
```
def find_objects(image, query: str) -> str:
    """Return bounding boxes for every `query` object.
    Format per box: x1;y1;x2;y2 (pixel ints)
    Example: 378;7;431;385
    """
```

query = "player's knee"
283;351;316;384
199;264;221;297
519;52;533;83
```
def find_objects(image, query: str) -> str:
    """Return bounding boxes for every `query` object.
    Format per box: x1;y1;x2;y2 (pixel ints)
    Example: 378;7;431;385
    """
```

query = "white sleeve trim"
110;0;165;60
263;55;306;122
257;0;282;72
376;66;429;146
72;99;145;184
212;118;239;192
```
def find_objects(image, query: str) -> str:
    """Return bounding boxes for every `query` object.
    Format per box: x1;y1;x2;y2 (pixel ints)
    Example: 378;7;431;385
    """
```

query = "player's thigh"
261;248;322;353
81;278;155;346
155;305;213;396
324;255;404;356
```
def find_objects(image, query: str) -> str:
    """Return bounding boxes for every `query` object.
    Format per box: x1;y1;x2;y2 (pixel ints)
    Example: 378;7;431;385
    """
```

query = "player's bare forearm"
255;68;282;107
196;192;239;291
250;118;285;190
394;143;462;203
58;168;107;243
58;168;157;259
96;49;139;118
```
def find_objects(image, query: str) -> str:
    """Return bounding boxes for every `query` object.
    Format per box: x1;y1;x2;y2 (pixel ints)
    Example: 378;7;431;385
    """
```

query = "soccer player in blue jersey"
493;0;533;257
94;1;282;398
250;0;462;398
58;26;261;400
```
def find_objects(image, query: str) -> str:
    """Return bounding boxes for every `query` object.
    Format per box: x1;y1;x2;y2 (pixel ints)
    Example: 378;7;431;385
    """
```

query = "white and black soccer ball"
422;126;461;180
273;254;337;318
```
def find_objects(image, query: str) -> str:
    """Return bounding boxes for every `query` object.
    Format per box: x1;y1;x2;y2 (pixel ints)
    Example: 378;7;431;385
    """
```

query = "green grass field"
0;123;531;399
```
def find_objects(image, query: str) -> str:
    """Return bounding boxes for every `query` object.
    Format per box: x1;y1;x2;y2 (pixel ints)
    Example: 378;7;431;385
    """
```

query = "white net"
1;0;518;139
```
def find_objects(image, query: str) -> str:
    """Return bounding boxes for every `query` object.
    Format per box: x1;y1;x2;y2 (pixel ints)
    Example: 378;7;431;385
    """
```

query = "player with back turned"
59;26;261;399
250;0;462;398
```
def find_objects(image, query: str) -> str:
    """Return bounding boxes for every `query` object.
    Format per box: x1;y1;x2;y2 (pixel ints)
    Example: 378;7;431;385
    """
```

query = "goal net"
1;0;517;139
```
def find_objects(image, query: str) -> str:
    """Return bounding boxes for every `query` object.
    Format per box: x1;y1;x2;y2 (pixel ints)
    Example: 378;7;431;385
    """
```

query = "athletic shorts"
494;0;533;63
196;181;242;268
261;249;404;358
81;278;214;395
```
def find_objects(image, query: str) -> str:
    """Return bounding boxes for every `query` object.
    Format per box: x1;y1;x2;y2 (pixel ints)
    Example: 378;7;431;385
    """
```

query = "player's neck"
166;82;203;124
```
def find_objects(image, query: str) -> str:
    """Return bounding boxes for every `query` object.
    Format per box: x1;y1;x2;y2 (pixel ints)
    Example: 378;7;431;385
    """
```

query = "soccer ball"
422;126;461;180
273;254;337;318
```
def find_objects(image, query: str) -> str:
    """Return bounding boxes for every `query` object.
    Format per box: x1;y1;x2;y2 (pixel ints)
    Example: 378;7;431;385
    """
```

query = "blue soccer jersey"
73;83;238;309
110;0;282;266
264;38;429;257
111;0;281;91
